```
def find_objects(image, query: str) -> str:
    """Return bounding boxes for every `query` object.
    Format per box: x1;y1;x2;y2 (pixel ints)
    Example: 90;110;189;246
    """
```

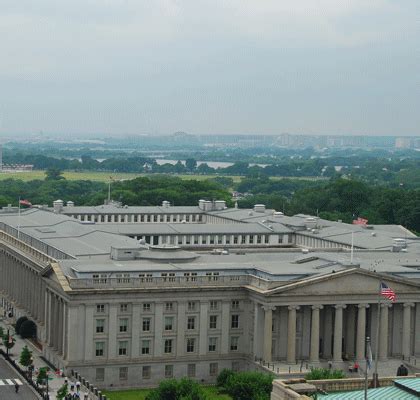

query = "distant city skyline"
0;1;419;136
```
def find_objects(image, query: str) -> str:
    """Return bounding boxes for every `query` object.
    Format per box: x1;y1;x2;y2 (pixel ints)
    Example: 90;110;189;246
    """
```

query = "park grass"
102;385;232;400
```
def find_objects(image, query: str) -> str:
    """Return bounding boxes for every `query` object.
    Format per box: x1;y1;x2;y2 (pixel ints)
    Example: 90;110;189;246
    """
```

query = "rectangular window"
143;303;151;312
141;340;150;355
164;339;173;354
249;235;254;244
265;235;269;244
209;363;218;376
119;367;128;380
119;318;128;333
241;235;246;244
208;337;217;352
142;366;151;379
96;304;105;313
96;368;105;382
187;364;196;378
118;341;128;356
230;336;239;351
186;338;195;353
231;315;239;329
187;301;196;311
187;316;195;330
165;302;173;311
165;316;174;331
257;235;262;244
142;318;151;332
120;303;128;313
231;300;239;310
210;301;218;311
96;319;105;333
233;236;238;244
165;365;173;378
209;315;217;329
95;342;105;357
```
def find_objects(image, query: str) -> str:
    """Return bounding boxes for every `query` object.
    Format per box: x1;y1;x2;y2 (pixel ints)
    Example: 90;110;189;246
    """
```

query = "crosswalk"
0;378;23;386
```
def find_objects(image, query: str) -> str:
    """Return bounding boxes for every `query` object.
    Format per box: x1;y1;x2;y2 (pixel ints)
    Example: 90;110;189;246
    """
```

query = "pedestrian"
15;382;19;393
76;380;81;392
397;364;408;376
64;377;68;385
353;361;359;373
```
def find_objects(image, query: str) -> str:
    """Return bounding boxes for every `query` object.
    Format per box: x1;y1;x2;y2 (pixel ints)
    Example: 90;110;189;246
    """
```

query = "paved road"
0;357;38;399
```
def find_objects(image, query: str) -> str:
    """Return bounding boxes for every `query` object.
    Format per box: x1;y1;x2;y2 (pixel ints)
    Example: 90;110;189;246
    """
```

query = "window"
187;301;196;311
93;274;107;284
120;303;128;312
210;301;219;311
186;338;195;353
249;235;254;244
208;337;217;352
209;315;217;329
165;365;173;378
143;303;151;312
241;235;246;244
142;318;151;332
202;236;207;244
118;341;128;356
231;315;239;329
165;317;174;331
265;235;270;244
139;273;153;282
96;319;105;334
141;340;150;355
119;367;128;380
233;236;238;244
230;336;239;351
257;235;262;244
209;363;218;376
142;366;151;379
231;300;239;310
119;318;128;333
187;364;196;378
95;342;105;357
164;339;173;354
96;368;104;382
96;304;105;313
187;317;195;330
165;302;173;311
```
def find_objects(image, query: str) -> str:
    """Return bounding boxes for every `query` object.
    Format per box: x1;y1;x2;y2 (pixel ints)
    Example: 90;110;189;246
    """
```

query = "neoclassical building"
0;201;419;388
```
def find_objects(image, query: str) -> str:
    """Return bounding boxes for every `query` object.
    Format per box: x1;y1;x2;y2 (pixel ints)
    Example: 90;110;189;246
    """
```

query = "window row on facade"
74;214;204;223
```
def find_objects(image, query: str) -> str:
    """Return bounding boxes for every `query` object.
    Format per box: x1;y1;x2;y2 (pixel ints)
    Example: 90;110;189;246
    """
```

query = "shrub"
15;316;28;335
216;369;235;389
224;371;273;400
305;368;345;380
145;378;207;400
19;320;36;339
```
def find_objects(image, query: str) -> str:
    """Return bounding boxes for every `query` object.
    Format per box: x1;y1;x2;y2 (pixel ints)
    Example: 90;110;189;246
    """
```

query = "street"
0;357;38;399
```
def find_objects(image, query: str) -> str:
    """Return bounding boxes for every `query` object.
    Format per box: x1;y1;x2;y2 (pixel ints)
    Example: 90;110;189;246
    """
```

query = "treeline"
0;176;232;208
238;178;420;233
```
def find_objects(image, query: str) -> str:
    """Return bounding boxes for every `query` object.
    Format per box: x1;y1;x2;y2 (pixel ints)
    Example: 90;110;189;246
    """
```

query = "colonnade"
45;289;68;359
254;301;418;364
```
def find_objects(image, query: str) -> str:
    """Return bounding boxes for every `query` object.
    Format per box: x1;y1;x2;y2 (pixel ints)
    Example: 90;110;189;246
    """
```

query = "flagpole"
351;232;354;264
17;197;21;240
373;281;381;388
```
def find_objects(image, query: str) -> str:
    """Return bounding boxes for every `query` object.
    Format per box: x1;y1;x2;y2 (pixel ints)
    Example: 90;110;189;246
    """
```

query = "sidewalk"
0;316;65;399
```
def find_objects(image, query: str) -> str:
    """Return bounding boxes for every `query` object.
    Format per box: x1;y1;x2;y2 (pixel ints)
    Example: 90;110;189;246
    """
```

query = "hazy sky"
0;0;418;136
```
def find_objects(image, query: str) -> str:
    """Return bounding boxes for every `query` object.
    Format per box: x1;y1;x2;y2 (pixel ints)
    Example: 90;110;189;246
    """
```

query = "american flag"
380;282;396;302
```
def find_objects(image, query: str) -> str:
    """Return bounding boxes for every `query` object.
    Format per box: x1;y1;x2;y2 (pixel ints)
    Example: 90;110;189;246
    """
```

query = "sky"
0;0;419;137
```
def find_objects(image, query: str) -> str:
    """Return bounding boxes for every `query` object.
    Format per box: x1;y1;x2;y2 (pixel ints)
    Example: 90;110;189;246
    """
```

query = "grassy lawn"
0;170;243;183
103;386;232;400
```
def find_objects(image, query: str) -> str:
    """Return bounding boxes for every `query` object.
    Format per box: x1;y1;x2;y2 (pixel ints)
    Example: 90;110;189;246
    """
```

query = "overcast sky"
0;0;418;136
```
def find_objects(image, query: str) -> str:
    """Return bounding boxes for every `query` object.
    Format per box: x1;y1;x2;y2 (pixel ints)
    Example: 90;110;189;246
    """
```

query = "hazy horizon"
1;1;419;137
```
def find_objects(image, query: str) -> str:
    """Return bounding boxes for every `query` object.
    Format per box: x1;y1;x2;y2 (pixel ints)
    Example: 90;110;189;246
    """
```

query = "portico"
253;269;420;365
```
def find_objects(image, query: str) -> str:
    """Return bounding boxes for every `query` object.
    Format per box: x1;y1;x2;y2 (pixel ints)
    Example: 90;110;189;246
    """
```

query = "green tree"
19;345;33;368
185;158;197;172
223;371;273;400
45;168;65;181
145;378;207;400
36;367;48;385
2;332;15;350
57;383;68;400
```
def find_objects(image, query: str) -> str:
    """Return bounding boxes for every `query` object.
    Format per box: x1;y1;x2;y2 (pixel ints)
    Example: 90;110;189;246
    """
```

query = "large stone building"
0;200;419;388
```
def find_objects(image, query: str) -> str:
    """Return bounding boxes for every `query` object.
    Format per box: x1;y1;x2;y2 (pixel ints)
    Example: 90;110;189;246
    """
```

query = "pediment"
267;268;420;297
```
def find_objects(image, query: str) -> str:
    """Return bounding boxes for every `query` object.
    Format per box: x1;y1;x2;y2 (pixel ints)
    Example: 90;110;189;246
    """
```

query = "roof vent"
66;201;74;207
254;204;266;213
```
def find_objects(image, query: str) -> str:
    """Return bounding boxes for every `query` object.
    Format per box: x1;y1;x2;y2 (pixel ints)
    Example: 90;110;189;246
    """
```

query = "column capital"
311;305;324;310
288;305;300;311
403;302;415;308
380;303;392;309
357;303;370;309
335;304;347;310
262;305;276;312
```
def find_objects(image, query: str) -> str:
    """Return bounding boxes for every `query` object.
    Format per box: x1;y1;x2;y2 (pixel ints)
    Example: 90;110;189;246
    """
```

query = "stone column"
310;305;323;363
379;304;391;361
356;304;369;361
402;303;414;359
333;305;346;362
287;306;300;364
263;305;276;362
253;303;263;359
